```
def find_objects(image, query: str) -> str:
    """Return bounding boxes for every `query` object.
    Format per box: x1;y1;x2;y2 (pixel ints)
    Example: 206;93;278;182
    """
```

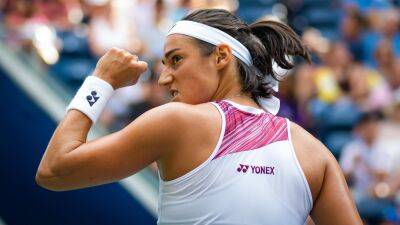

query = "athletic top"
157;100;313;225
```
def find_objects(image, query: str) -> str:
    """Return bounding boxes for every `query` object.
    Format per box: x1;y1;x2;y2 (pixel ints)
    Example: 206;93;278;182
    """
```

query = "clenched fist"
93;47;148;89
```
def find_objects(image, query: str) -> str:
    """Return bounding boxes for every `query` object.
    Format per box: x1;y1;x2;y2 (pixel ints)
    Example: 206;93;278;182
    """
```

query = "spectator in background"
88;0;149;129
347;63;392;111
375;39;396;80
344;0;393;12
377;90;400;173
277;72;300;122
87;0;142;57
134;0;173;60
375;40;400;91
2;0;52;51
361;7;400;67
340;8;366;62
170;0;191;22
340;111;397;224
294;41;362;134
311;42;352;104
190;0;239;12
378;9;400;57
100;0;176;131
392;59;400;90
296;35;392;136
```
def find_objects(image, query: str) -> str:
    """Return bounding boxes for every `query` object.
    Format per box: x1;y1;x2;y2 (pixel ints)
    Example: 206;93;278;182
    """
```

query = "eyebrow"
162;48;180;64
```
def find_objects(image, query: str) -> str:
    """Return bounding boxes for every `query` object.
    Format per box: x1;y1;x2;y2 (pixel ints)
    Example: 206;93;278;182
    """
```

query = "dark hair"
182;9;310;104
356;111;383;126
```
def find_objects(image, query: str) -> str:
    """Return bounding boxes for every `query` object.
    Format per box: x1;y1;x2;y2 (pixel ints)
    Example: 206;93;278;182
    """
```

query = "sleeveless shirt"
157;100;313;225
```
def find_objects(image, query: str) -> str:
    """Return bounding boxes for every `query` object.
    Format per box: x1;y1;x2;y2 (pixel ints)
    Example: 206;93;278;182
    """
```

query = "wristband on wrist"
66;76;114;123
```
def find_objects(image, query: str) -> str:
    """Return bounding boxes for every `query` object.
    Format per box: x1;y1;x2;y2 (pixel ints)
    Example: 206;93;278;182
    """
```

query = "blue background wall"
0;69;156;225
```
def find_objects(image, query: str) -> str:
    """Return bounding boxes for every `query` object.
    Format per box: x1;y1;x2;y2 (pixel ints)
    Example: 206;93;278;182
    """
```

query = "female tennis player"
36;9;362;225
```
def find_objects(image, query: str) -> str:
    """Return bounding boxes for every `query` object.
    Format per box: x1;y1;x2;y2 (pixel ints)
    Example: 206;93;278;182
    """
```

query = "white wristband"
66;76;114;123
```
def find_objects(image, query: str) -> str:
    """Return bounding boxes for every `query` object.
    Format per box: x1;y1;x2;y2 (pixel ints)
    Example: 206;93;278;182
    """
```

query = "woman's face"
159;34;221;104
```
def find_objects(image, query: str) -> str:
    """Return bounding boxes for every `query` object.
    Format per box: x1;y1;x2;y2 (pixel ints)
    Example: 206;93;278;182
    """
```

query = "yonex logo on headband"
167;20;253;66
86;91;99;107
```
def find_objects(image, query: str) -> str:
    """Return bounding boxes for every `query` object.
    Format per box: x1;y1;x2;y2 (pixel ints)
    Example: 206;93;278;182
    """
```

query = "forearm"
37;110;92;178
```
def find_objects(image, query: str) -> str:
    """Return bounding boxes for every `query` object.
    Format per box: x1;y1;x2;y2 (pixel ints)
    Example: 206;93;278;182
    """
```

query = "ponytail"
249;20;311;80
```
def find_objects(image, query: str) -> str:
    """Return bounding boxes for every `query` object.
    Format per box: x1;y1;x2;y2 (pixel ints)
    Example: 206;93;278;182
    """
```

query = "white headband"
166;20;285;115
167;20;253;66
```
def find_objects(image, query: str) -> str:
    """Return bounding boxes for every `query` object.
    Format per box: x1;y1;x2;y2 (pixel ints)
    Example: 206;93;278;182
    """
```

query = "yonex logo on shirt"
86;91;99;106
237;164;275;175
237;164;249;173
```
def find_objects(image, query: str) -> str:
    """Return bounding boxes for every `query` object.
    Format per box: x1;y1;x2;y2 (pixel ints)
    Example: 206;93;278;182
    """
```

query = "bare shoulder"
146;102;222;180
131;101;220;147
289;122;335;164
289;122;362;224
150;101;222;141
127;102;191;139
144;101;219;122
289;122;336;202
133;101;216;132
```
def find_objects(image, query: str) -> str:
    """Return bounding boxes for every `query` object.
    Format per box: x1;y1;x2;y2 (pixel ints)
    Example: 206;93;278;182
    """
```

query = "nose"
158;67;173;87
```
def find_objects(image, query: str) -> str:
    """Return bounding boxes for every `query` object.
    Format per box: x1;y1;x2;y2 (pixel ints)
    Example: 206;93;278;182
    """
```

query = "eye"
171;55;182;64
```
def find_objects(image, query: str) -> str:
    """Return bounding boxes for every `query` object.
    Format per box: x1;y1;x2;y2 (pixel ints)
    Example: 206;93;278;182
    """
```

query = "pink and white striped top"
158;100;313;225
213;100;288;160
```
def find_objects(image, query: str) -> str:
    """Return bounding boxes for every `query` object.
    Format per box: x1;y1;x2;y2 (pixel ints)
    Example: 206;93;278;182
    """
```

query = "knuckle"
139;64;148;72
110;60;119;67
123;52;133;59
129;57;138;63
117;50;125;56
128;62;138;69
109;47;119;53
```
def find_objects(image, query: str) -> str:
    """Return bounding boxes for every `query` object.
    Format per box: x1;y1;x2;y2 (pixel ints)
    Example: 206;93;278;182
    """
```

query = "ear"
214;44;232;70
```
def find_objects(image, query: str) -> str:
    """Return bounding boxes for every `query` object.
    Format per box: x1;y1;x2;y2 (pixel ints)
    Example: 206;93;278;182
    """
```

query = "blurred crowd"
283;1;400;224
1;0;400;224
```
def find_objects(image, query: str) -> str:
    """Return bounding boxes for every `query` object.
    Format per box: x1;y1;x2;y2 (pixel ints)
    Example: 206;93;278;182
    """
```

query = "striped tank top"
157;100;313;225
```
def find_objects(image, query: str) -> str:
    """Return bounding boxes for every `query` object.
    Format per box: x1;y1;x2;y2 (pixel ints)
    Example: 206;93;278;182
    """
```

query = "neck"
210;64;259;108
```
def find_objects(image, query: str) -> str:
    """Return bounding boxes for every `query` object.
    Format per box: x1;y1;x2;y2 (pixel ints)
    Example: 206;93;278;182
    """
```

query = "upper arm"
290;122;362;225
40;102;189;191
310;152;363;225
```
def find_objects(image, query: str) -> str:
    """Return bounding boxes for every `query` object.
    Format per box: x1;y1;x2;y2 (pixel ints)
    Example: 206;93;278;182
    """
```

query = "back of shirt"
158;100;313;225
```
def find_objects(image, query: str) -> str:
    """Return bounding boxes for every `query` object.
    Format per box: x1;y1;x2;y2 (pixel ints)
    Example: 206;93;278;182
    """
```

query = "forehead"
164;34;198;54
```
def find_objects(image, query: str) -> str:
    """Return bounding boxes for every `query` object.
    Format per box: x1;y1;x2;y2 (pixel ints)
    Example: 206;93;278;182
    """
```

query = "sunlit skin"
36;34;362;225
